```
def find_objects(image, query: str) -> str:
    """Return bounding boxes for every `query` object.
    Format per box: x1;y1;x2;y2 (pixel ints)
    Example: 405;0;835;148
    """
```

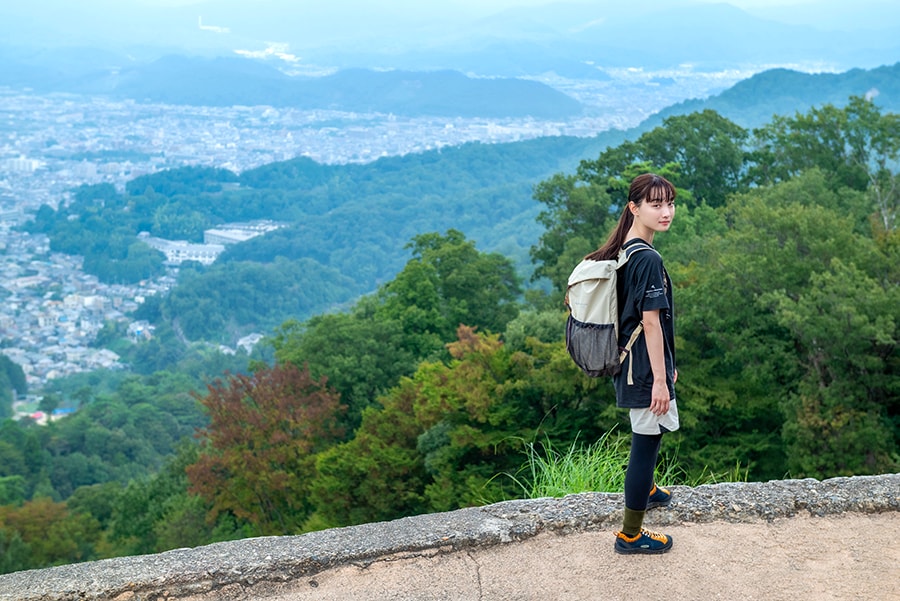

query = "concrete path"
0;474;897;601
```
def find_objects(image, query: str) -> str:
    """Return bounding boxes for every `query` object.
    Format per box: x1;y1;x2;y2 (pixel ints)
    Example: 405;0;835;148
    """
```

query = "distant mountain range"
110;58;585;118
340;1;900;76
2;1;900;122
2;45;896;127
646;62;900;130
1;1;899;77
0;52;584;119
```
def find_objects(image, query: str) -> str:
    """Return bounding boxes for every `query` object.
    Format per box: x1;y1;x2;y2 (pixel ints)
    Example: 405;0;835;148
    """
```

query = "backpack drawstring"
619;323;644;385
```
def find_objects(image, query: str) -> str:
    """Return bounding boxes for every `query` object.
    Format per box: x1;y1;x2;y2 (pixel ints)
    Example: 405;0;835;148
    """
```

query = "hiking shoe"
647;484;672;509
614;529;673;555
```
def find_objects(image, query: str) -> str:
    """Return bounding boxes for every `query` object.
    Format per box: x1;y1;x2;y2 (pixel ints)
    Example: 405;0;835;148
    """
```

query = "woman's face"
632;193;675;233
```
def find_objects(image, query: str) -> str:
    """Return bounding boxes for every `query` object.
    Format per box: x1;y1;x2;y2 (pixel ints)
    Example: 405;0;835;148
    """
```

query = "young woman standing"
586;173;679;554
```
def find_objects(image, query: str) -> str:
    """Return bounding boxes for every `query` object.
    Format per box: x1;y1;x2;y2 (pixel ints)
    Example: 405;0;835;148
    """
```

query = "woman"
587;173;679;554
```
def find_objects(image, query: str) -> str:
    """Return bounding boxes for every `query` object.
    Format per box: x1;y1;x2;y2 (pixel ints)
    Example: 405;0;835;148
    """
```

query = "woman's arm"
642;309;670;416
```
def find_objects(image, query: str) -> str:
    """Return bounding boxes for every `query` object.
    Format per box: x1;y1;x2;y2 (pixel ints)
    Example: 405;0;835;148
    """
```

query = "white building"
204;220;284;245
139;234;225;266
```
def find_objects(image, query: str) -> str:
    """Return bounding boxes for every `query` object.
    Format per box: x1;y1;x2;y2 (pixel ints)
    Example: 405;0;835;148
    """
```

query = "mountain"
339;3;857;75
3;1;899;125
0;52;584;119
643;62;900;131
1;1;899;76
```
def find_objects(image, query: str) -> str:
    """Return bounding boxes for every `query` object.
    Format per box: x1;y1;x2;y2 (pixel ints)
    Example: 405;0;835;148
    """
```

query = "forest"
24;134;617;344
0;96;897;573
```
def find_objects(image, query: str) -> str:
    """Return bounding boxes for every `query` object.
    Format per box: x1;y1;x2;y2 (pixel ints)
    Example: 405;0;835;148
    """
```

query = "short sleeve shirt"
613;238;676;408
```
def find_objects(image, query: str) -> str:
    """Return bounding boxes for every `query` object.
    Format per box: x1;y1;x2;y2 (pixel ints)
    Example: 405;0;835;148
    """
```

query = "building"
138;234;225;266
204;220;284;245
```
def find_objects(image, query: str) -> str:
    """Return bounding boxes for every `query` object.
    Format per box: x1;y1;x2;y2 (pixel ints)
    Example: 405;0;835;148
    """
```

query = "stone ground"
225;513;899;601
0;475;897;601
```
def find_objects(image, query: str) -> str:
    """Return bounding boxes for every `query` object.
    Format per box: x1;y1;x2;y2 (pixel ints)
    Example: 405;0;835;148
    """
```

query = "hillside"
647;61;900;129
25;132;624;342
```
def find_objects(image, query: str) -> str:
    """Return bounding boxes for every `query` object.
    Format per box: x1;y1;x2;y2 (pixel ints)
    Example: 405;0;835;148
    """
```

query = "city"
0;67;741;396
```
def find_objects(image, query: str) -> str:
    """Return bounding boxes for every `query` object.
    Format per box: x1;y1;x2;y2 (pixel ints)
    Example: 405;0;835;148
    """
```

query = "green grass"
500;429;748;500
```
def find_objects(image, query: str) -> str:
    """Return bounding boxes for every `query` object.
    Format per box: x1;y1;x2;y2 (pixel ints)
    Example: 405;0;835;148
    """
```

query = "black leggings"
624;432;663;510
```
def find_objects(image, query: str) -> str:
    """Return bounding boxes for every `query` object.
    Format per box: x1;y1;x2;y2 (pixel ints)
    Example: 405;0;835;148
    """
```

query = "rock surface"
0;474;897;601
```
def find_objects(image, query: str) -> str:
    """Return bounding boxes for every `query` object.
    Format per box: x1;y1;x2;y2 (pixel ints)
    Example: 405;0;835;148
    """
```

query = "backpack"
564;242;655;377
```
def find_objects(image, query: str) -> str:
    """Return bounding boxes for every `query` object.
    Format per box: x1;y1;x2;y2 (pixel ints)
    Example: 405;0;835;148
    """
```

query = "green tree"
0;440;25;480
747;95;900;197
272;303;416;432
0;356;26;419
273;230;522;430
400;229;522;336
0;356;25;397
769;259;898;477
672;172;894;479
38;393;61;415
0;497;101;570
0;528;29;575
632;110;748;206
108;443;234;556
152;203;207;241
306;326;617;527
305;380;429;530
0;476;26;506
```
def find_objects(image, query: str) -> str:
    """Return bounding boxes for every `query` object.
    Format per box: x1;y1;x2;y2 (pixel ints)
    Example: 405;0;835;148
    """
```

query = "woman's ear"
628;201;639;215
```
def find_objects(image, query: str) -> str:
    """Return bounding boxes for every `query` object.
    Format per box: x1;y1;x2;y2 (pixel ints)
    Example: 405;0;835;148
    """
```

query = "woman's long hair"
585;173;676;261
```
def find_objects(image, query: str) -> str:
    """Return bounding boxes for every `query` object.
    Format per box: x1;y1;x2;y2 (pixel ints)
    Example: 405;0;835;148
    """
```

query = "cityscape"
0;67;742;399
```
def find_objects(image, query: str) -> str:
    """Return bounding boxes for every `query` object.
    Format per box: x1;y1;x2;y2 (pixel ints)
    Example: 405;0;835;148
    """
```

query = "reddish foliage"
186;363;345;534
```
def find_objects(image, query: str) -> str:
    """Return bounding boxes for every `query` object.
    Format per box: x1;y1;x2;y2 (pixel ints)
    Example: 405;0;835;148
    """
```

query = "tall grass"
500;429;748;500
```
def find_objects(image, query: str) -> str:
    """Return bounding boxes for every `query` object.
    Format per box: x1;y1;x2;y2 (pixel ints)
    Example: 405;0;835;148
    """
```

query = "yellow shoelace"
640;529;668;542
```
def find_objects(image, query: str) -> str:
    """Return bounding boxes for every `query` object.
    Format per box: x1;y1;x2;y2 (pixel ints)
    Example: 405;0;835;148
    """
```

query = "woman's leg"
621;432;662;535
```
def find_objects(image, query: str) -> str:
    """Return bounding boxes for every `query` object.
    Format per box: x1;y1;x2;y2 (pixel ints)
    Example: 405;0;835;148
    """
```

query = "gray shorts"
630;398;679;435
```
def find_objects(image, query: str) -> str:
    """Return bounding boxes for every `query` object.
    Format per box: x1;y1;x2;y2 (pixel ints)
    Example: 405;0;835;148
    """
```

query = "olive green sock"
621;507;645;538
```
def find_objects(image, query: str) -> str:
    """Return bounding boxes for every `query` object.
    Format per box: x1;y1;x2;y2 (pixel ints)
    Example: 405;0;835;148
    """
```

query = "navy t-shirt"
613;238;676;408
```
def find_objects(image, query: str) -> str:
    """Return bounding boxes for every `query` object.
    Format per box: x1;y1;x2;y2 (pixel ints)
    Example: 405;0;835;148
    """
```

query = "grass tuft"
496;429;748;500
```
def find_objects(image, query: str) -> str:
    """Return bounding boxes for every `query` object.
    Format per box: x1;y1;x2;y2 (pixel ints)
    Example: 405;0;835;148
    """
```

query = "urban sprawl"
0;70;740;409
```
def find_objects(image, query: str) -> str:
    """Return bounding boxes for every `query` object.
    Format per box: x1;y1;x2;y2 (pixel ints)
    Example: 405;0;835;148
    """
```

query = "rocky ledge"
0;473;897;601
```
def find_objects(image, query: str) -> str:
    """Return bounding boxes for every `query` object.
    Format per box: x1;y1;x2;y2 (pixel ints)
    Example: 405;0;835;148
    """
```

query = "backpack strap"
617;240;655;268
619;323;643;385
616;240;658;385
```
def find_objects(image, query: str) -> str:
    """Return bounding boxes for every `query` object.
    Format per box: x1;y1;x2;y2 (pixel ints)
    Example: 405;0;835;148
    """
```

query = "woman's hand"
650;379;670;416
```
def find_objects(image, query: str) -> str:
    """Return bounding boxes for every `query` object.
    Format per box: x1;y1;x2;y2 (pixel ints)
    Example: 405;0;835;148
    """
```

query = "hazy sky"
131;0;825;19
3;0;896;66
139;0;821;9
119;0;882;31
8;1;889;33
